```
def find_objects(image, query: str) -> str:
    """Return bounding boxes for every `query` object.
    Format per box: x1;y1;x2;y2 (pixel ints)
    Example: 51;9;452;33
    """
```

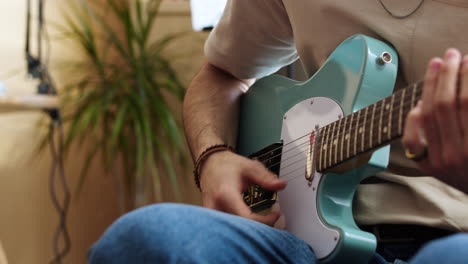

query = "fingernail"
275;179;286;187
445;48;460;62
274;178;284;184
430;58;442;71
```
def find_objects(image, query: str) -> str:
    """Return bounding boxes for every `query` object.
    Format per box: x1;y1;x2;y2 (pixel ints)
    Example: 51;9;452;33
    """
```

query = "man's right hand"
199;150;287;226
183;63;282;225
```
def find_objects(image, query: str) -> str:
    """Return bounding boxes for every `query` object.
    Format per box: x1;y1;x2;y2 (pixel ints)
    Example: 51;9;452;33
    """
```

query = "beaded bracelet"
194;144;234;191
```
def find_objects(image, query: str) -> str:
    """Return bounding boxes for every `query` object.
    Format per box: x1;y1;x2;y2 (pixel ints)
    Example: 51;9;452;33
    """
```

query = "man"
89;0;468;263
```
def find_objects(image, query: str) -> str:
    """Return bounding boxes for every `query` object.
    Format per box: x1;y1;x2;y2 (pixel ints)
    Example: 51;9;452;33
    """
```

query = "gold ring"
404;146;428;162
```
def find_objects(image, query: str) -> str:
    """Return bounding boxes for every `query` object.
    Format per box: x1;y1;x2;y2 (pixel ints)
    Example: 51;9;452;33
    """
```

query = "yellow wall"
0;1;205;263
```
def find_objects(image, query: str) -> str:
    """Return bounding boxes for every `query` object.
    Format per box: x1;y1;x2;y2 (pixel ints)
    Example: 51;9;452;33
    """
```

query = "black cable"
25;0;31;56
25;0;41;79
57;119;71;260
24;0;71;262
48;121;60;263
38;0;43;62
48;120;71;264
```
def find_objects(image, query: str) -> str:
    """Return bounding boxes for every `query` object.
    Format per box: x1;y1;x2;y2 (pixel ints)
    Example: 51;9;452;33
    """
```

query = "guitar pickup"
243;142;283;212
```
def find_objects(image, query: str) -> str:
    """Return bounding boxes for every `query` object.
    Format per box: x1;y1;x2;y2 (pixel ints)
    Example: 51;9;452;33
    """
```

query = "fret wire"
317;84;424;164
362;106;368;152
354;110;360;156
329;120;335;168
326;114;410;150
293;82;425;172
323;124;329;170
370;103;376;149
388;94;394;140
314;84;424;170
369;122;413;142
315;107;422;172
258;81;424;167
318;84;424;145
335;117;341;165
321;93;422;147
378;98;385;144
411;83;417;108
398;88;406;134
347;113;353;159
319;124;325;171
352;106;414;143
319;124;409;171
341;114;347;162
267;111;420;171
277;117;423;174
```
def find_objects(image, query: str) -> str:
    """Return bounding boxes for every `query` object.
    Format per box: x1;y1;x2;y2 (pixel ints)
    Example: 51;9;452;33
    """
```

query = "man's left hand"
403;48;468;193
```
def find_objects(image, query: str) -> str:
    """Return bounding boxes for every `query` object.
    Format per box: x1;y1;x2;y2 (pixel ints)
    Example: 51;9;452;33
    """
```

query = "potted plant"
57;0;187;210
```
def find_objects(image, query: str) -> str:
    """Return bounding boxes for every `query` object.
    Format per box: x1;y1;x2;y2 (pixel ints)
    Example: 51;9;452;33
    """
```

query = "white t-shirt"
205;0;468;231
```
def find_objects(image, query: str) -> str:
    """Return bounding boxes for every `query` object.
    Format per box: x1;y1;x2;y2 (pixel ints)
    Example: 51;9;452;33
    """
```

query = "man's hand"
184;63;281;224
403;48;468;193
199;150;287;226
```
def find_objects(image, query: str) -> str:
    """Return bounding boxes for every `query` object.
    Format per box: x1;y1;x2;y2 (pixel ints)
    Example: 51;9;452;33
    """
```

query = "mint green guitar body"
237;35;399;263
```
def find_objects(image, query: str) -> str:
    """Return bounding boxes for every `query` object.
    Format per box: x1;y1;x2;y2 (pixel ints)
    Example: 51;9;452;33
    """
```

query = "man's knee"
410;233;468;264
88;203;202;263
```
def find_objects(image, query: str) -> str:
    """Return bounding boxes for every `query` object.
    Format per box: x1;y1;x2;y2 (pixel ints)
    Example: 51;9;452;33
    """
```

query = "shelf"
0;94;59;112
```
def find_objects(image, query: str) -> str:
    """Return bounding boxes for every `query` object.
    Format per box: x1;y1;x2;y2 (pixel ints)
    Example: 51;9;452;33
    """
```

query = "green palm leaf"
54;0;187;208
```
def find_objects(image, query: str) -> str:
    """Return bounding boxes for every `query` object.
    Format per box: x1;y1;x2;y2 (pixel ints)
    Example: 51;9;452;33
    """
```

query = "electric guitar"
239;35;423;264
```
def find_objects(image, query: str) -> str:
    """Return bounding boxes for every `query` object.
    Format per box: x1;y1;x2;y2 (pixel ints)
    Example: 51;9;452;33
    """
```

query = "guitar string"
270;142;310;171
252;81;422;164
246;81;423;192
277;130;398;179
317;91;421;147
266;120;414;180
274;138;392;180
271;105;418;171
256;90;421;168
257;101;416;176
316;86;422;147
248;94;423;190
260;132;311;159
258;102;414;174
273;131;400;180
279;162;315;180
314;81;423;148
262;99;422;177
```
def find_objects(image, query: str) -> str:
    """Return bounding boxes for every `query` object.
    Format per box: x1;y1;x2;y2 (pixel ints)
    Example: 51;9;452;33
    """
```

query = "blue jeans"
88;203;468;264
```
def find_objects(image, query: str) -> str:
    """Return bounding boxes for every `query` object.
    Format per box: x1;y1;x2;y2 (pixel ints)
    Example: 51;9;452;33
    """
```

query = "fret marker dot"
323;144;327;150
385;104;390;111
359;127;363;134
345;134;350;140
383;126;388;133
333;139;338;145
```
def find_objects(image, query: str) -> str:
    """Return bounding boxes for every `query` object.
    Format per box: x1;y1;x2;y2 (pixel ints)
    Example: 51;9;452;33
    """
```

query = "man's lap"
88;203;316;263
88;203;468;264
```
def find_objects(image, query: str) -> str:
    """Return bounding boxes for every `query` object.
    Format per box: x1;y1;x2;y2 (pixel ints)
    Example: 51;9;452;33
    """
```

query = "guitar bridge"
243;142;283;212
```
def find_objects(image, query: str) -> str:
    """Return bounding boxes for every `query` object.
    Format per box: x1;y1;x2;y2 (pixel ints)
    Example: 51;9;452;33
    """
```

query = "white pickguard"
278;97;343;260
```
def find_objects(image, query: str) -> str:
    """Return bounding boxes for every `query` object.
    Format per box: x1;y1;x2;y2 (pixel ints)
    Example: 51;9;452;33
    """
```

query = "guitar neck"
316;81;423;172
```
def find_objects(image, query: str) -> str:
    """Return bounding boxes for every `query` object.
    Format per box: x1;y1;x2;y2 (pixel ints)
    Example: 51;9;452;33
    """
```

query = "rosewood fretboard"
316;81;423;172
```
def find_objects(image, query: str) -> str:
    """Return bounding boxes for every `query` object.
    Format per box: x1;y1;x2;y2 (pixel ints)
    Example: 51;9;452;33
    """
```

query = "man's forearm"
183;63;254;160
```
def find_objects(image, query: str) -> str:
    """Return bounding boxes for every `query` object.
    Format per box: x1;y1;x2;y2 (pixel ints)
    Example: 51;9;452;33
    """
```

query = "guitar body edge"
236;35;399;264
318;36;398;264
